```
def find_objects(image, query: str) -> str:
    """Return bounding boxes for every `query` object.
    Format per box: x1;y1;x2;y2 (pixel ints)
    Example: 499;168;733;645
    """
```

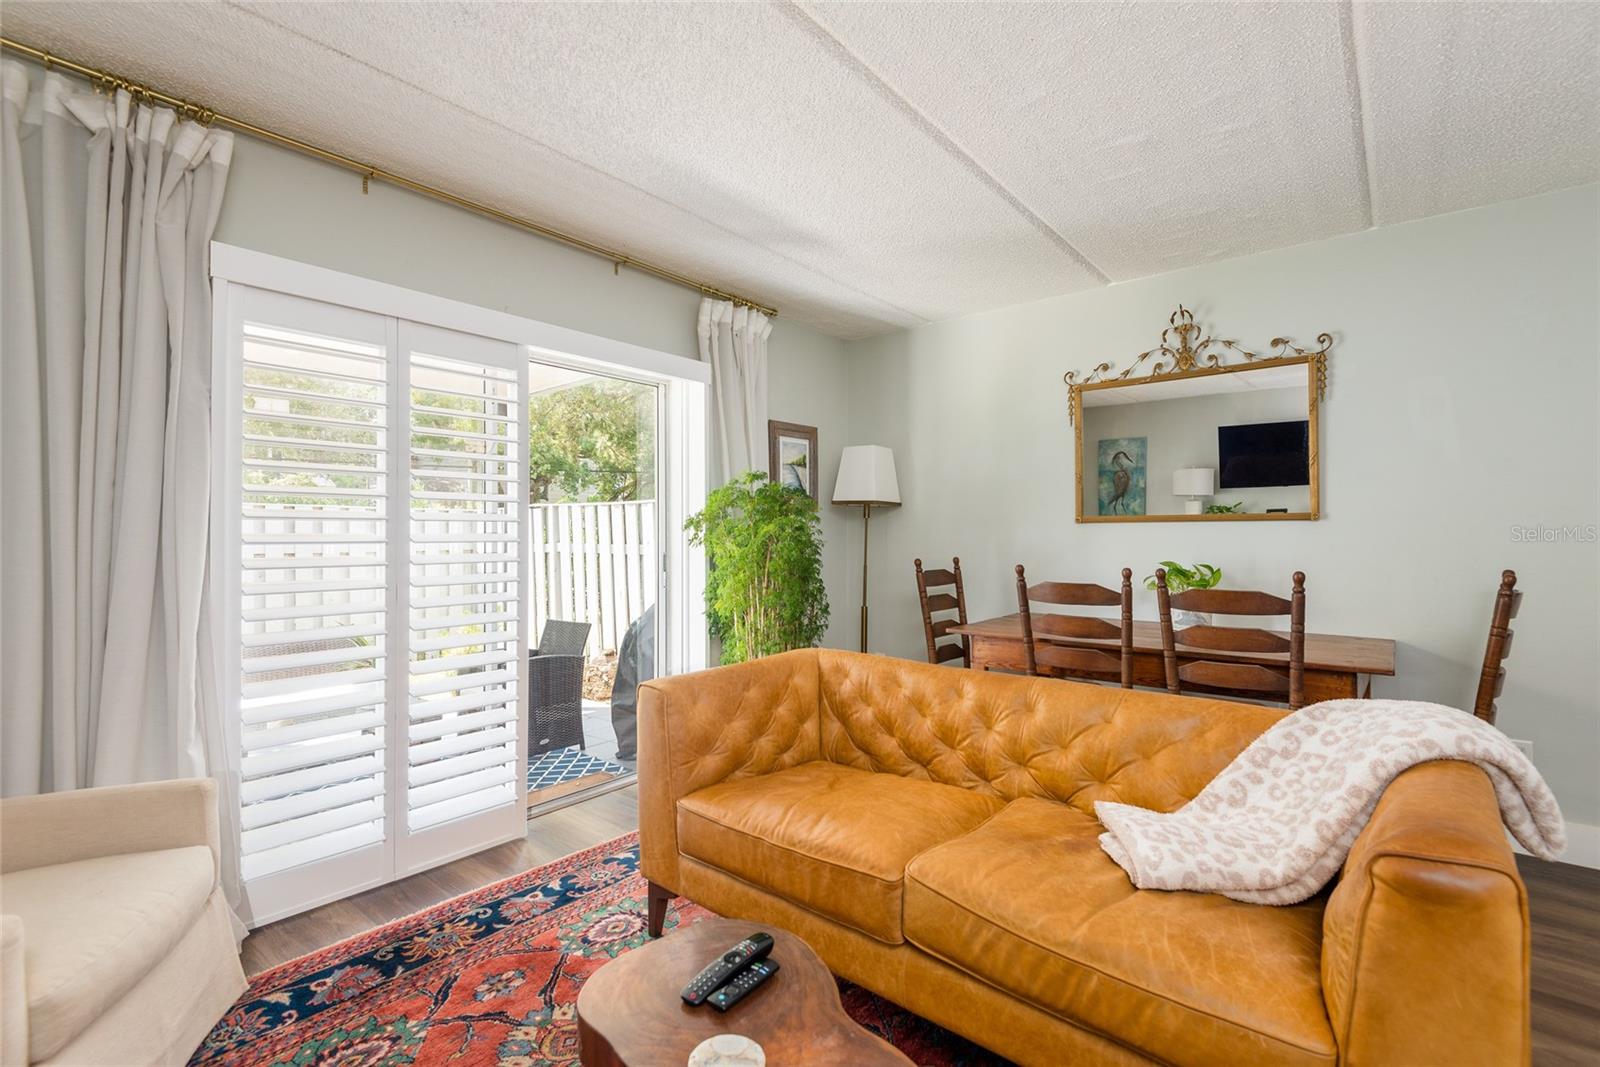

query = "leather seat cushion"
2;845;216;1061
678;761;1005;943
904;798;1337;1067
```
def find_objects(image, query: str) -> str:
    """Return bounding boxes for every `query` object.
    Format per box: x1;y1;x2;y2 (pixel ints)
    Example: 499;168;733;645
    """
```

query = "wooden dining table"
950;616;1395;702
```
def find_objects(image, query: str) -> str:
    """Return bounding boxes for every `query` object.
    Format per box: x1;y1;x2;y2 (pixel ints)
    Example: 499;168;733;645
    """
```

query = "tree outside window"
527;378;655;504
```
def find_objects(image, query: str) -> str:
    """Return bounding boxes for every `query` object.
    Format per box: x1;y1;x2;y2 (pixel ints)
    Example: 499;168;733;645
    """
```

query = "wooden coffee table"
576;917;912;1066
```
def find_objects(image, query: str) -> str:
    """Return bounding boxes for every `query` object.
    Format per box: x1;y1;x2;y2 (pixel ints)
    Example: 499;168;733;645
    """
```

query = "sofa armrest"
1;914;24;1066
1321;760;1529;1066
637;650;821;891
0;779;221;886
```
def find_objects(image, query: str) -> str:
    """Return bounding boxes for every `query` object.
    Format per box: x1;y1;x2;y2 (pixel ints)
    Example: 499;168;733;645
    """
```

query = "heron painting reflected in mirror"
1096;436;1147;516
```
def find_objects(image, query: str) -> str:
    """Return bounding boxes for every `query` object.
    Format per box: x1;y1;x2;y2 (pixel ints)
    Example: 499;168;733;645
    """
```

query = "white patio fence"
239;500;656;665
529;500;657;656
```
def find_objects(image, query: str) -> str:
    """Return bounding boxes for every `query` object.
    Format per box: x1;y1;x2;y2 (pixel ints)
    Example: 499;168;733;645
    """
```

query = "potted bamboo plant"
686;472;830;664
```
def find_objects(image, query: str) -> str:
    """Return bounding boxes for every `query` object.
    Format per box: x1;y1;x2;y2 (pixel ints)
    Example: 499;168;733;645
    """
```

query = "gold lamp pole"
832;446;901;653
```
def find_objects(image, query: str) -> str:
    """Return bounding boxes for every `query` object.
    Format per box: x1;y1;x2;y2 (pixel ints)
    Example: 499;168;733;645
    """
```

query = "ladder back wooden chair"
1013;564;1134;686
1473;570;1520;724
914;557;970;666
1155;570;1307;709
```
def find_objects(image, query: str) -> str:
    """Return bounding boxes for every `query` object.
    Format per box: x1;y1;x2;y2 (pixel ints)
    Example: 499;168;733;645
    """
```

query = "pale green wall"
216;137;857;651
844;185;1600;831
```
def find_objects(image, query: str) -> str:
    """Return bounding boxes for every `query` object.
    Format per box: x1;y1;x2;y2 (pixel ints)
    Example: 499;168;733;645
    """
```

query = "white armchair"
0;779;247;1065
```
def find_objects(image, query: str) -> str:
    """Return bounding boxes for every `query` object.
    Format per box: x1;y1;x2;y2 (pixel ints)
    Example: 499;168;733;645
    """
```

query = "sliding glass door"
213;245;708;927
524;362;660;808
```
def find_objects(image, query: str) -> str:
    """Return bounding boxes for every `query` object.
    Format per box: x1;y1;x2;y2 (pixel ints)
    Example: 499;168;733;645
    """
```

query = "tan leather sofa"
639;649;1530;1067
0;779;247;1065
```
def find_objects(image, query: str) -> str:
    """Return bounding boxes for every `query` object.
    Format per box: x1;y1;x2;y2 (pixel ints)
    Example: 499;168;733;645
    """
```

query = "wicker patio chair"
529;620;592;755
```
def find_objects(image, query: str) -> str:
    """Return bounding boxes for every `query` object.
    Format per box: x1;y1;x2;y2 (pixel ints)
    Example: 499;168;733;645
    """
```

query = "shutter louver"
237;322;389;882
406;350;522;833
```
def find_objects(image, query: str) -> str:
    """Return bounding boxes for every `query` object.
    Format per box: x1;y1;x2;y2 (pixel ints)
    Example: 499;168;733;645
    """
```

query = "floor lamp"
832;446;901;653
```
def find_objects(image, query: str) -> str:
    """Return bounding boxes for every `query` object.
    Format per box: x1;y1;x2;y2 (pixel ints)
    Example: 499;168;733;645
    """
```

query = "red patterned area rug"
193;833;1010;1066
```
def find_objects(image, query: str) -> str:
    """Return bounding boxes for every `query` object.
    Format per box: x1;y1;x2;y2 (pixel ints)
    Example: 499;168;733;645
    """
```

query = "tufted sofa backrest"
815;649;1285;816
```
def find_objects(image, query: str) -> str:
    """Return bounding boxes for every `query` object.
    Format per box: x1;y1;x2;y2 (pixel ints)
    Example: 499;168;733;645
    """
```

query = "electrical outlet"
1510;739;1533;761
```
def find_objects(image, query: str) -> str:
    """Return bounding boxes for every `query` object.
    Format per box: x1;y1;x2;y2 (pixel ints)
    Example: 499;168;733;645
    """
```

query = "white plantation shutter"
222;290;527;923
403;324;525;845
236;310;392;886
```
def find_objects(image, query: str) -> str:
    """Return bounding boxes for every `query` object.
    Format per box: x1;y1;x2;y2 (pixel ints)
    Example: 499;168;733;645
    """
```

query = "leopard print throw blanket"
1094;699;1566;905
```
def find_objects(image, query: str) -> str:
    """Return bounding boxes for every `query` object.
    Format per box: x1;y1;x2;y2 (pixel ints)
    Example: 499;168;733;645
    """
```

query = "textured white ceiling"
4;1;1595;339
804;1;1371;281
1350;1;1600;225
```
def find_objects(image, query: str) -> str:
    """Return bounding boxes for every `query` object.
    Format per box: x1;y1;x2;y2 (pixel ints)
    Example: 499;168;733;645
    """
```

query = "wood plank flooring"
240;790;1599;1064
1521;854;1600;1065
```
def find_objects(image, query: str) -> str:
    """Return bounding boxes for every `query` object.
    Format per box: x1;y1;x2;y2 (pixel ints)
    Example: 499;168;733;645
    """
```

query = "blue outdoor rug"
527;745;629;792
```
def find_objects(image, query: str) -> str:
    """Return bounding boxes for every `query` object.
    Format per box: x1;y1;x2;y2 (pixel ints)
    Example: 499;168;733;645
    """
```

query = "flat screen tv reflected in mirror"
1217;419;1310;489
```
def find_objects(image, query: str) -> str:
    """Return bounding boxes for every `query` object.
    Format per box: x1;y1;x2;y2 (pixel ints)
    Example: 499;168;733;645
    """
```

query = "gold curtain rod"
0;36;779;318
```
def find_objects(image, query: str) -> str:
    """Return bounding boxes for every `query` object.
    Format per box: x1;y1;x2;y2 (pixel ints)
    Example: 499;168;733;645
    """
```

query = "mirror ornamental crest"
1064;306;1332;424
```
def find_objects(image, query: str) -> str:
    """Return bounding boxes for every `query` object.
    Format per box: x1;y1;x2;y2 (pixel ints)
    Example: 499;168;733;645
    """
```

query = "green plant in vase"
1144;561;1222;626
685;471;830;664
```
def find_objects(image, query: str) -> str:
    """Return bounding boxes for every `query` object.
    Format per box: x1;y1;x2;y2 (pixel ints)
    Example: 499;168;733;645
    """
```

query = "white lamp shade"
833;445;900;505
1173;467;1215;497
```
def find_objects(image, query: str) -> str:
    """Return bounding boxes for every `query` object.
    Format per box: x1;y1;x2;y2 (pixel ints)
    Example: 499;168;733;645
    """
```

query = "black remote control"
680;932;775;1005
706;958;779;1012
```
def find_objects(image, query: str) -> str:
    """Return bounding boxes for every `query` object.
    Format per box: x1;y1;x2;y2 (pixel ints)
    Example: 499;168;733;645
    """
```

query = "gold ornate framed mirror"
1067;307;1331;523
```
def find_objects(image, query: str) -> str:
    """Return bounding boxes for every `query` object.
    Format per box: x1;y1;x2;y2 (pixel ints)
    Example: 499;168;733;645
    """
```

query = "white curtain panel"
0;61;242;933
697;296;772;484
